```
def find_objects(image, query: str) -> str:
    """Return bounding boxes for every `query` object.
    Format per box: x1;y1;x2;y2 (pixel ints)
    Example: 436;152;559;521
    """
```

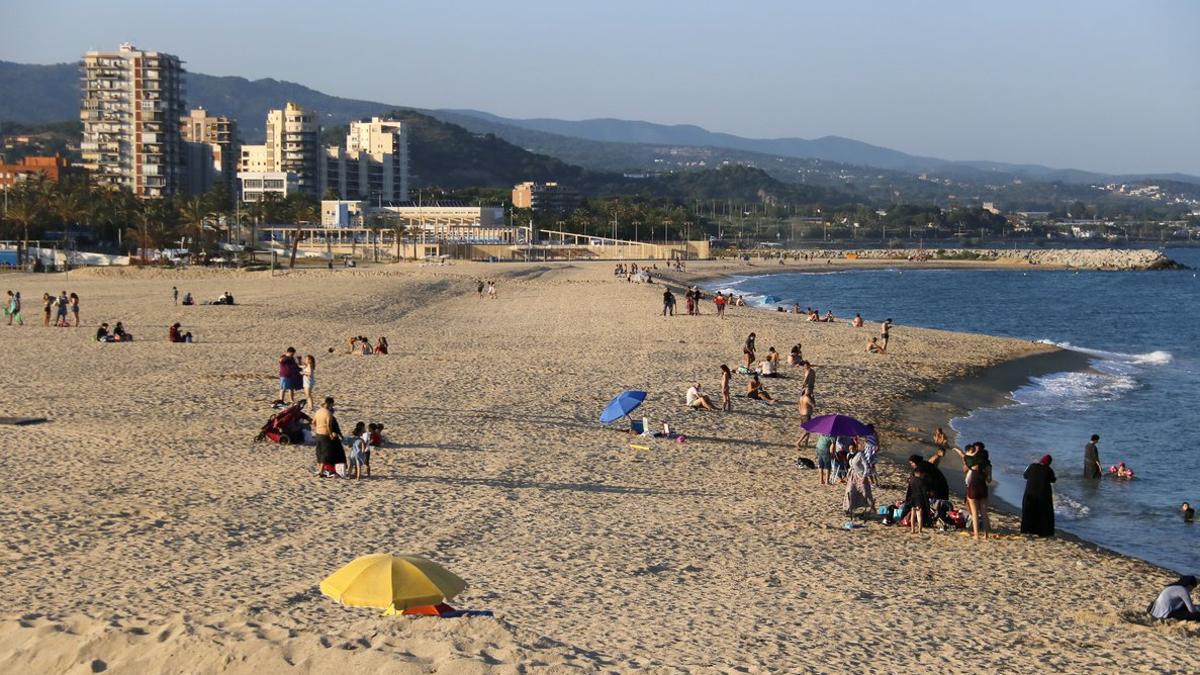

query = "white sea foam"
1054;493;1091;520
1013;371;1139;409
1037;339;1174;366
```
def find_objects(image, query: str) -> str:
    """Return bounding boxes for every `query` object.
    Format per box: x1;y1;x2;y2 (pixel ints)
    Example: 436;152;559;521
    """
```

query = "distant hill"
2;59;1195;190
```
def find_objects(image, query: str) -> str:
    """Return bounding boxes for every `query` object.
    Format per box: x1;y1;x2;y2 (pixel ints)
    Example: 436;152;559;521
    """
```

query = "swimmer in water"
1182;502;1195;523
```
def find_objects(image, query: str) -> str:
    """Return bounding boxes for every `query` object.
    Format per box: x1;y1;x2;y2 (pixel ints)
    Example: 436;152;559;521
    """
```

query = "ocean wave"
1013;370;1139;409
1054;493;1091;521
1037;339;1173;366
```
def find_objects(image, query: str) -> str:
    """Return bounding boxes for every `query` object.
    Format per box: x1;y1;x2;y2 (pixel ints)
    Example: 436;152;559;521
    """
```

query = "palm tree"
180;195;211;257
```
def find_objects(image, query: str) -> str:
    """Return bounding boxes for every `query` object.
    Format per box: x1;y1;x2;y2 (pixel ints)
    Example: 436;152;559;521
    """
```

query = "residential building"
0;155;77;188
181;108;240;198
239;171;298;202
237;102;321;198
320;200;366;228
321;117;409;202
511;181;581;212
80;43;186;198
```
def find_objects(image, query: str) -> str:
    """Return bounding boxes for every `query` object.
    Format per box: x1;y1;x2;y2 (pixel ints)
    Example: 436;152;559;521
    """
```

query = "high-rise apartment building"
321;117;409;202
80;43;186;198
239;102;321;198
181;108;240;199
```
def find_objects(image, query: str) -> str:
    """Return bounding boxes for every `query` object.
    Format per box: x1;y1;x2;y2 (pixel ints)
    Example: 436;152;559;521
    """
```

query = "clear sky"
3;1;1198;174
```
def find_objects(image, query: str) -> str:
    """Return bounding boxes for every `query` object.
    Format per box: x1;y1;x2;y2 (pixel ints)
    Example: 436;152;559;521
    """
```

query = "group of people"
95;321;133;342
38;291;81;327
310;396;385;479
347;336;389;355
277;347;318;411
475;280;498;299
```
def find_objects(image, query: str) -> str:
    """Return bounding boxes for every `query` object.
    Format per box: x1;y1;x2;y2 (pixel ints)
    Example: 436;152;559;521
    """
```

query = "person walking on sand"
880;318;893;350
796;388;814;449
487;281;497;299
476;279;485;299
173;286;179;305
5;291;23;326
1084;434;1102;479
714;291;727;318
662;288;676;316
719;364;733;412
42;293;52;327
1021;454;1057;537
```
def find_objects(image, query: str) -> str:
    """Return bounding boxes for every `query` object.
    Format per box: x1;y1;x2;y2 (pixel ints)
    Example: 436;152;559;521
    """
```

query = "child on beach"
349;422;368;479
719;365;732;412
301;355;316;411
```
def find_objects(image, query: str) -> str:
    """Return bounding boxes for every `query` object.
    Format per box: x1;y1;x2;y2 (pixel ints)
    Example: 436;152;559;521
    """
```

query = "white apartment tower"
239;102;321;198
321;117;409;202
80;43;186;198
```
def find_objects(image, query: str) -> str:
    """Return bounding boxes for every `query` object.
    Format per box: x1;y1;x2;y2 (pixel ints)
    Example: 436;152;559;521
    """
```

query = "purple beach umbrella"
801;414;872;437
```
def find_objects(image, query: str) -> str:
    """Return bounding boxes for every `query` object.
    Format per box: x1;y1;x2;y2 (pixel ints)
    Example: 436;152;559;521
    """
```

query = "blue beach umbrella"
600;390;648;425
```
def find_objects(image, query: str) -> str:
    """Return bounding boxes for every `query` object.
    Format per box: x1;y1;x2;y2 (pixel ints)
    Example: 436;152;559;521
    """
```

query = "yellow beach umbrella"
320;554;467;615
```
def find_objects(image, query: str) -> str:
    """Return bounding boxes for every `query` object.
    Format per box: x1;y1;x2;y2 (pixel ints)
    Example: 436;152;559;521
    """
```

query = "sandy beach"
1;260;1197;673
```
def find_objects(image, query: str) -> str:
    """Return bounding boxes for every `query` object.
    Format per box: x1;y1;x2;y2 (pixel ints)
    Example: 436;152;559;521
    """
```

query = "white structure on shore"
320;200;509;240
81;43;186;198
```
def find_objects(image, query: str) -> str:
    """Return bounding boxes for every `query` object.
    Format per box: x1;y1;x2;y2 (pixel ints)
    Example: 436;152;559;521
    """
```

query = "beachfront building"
512;181;582;213
80;43;186;198
320;200;510;240
239;102;321;197
320;117;409;203
0;155;78;188
181;108;240;199
239;171;299;203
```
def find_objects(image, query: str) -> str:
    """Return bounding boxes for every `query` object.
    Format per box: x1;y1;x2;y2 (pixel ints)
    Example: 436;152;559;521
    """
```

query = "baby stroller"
256;403;311;444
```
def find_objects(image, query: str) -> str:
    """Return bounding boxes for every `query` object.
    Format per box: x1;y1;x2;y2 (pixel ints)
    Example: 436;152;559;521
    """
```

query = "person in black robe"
1021;454;1057;536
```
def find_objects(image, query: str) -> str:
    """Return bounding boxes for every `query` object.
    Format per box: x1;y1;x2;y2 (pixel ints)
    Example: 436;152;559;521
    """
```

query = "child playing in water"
1109;462;1134;479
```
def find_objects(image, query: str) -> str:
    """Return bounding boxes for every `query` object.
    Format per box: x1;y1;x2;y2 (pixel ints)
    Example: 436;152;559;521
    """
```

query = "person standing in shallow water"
1084;434;1102;479
1021;454;1057;537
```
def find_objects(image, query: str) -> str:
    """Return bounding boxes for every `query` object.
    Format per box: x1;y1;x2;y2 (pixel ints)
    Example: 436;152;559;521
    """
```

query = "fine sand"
1;260;1196;673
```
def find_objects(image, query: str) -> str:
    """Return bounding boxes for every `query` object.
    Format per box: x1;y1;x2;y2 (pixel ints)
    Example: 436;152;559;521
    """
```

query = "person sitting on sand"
788;344;803;367
168;322;193;343
358;336;373;355
374;336;389;355
822;310;835;323
1149;575;1200;621
181;292;195;306
761;348;780;377
852;313;864;328
686;383;717;411
867;337;886;353
735;295;746;307
1182;502;1195;523
347;336;360;354
807;309;820;322
112;321;133;342
746;374;775;404
95;322;112;342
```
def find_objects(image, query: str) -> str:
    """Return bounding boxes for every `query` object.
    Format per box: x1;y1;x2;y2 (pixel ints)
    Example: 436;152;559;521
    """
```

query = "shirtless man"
880;318;893;350
796;388;815;450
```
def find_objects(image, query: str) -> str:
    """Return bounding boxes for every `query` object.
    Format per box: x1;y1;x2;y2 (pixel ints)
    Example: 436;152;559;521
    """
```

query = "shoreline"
678;263;1178;573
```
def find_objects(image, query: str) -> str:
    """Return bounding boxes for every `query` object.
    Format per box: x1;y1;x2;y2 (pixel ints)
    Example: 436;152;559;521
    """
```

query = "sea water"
719;248;1200;573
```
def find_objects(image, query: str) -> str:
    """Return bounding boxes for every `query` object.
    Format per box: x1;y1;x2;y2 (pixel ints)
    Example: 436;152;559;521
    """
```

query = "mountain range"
2;59;1197;191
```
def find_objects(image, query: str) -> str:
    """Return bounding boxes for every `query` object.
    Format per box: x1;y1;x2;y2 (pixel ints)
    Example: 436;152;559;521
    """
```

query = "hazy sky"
3;1;1198;174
